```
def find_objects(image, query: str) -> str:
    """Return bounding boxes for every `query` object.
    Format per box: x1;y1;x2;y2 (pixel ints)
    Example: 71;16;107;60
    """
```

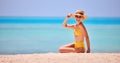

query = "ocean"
0;17;120;54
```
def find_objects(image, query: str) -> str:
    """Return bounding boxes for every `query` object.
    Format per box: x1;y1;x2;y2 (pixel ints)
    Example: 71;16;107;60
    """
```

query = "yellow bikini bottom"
74;42;85;48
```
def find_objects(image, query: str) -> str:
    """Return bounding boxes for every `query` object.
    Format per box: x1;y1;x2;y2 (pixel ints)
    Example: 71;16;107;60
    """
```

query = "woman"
59;10;90;53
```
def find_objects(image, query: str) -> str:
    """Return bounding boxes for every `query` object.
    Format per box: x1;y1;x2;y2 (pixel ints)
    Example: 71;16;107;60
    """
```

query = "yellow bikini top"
74;27;82;36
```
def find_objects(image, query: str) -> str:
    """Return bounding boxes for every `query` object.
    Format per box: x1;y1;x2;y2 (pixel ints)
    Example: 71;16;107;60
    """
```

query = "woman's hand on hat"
66;14;72;19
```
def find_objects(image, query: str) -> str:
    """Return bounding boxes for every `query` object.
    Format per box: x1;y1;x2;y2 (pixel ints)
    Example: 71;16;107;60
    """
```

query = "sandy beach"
0;53;120;63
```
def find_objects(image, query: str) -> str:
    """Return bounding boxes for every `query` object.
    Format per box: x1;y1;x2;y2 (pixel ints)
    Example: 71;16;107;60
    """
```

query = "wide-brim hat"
72;10;87;20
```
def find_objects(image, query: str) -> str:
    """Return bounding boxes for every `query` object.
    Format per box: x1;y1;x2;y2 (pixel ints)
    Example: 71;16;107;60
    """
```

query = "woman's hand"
87;49;90;53
66;14;72;19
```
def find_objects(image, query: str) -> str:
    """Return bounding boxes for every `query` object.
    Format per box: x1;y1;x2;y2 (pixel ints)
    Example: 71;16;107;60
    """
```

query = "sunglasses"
75;15;83;18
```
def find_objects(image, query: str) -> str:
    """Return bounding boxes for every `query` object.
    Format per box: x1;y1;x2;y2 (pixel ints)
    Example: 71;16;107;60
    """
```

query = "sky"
0;0;120;17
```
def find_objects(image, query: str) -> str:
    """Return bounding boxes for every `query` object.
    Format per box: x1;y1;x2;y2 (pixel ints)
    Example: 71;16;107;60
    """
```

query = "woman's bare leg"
59;43;85;53
59;43;76;53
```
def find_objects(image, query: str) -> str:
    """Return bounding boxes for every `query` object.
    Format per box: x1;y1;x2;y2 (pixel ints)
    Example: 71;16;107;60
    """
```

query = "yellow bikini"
74;28;85;48
74;28;82;36
74;42;84;48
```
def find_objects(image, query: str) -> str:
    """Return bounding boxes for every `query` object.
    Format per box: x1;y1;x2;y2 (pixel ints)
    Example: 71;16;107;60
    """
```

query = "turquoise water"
0;17;120;54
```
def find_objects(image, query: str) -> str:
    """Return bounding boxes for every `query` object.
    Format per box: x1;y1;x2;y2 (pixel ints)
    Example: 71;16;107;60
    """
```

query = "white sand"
0;53;120;63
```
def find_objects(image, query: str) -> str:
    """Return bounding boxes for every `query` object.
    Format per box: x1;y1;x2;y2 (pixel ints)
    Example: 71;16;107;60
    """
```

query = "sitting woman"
59;10;90;53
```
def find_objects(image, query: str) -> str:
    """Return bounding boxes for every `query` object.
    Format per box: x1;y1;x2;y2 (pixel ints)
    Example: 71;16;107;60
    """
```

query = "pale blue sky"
0;0;120;17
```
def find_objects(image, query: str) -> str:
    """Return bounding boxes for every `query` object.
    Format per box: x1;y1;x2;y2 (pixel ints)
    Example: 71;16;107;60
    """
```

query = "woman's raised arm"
62;14;74;29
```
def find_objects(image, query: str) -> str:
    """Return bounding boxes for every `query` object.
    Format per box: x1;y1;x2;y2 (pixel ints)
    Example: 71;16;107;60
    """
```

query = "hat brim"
72;14;87;20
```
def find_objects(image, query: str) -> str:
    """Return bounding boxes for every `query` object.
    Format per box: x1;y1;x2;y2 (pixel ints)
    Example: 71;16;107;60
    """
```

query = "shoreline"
0;53;120;63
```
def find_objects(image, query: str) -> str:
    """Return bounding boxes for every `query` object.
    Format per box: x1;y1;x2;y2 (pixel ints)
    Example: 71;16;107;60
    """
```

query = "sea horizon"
0;17;120;24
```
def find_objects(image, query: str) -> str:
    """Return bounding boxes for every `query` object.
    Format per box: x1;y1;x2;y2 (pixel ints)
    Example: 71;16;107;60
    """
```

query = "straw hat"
72;10;87;20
